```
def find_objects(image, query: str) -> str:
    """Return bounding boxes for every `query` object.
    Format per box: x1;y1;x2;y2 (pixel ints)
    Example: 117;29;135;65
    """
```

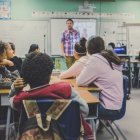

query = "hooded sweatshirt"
76;54;123;110
9;82;89;117
60;55;88;79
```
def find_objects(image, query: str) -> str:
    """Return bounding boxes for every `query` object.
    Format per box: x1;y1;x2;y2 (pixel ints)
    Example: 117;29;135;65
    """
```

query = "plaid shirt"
61;29;80;56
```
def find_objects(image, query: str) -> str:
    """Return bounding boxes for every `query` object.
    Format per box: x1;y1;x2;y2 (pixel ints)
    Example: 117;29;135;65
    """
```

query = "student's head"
108;42;115;50
9;42;15;54
28;44;40;54
74;37;87;60
21;52;54;88
0;42;6;62
66;18;74;30
87;36;105;55
4;43;14;59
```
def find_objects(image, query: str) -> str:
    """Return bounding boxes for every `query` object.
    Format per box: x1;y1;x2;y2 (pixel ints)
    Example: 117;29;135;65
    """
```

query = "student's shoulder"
87;54;104;67
90;54;105;60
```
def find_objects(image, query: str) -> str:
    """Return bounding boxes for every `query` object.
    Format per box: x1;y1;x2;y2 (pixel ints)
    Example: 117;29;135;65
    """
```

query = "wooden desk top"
131;60;140;63
0;76;100;104
75;89;100;103
51;76;101;92
0;89;10;94
50;76;100;103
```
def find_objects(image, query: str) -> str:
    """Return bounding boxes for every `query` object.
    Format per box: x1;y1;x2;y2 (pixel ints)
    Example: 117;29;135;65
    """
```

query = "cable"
99;0;102;36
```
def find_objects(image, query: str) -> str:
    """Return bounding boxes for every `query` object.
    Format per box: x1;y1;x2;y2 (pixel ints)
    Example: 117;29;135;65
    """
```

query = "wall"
11;0;140;21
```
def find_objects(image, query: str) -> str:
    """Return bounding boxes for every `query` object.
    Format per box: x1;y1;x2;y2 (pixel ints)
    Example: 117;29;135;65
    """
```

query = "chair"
99;76;128;140
19;100;81;140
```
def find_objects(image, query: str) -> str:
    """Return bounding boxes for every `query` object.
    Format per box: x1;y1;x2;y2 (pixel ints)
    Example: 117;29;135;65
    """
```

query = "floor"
97;88;140;140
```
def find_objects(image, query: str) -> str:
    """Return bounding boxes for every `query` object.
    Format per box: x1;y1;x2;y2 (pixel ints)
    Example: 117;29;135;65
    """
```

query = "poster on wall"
0;0;11;19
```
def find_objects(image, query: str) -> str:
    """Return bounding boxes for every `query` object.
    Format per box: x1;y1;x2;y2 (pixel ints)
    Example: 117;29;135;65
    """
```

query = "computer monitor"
114;46;127;54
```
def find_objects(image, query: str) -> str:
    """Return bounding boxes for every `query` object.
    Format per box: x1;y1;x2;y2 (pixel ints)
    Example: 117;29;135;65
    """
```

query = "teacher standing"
61;19;80;68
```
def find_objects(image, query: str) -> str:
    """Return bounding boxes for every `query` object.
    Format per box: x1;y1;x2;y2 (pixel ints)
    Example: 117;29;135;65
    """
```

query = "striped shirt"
61;29;80;56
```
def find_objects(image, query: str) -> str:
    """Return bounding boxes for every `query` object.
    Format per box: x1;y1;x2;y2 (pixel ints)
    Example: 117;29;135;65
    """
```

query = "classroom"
0;0;140;140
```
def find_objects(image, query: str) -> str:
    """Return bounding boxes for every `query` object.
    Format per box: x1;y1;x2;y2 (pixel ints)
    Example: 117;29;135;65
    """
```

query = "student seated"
28;44;40;54
0;42;19;82
76;36;123;119
5;43;22;74
107;42;115;50
60;37;88;79
9;52;93;139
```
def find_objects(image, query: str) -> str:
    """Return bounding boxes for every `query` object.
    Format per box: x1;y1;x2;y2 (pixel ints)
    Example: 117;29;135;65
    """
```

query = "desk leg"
5;106;11;140
89;119;96;140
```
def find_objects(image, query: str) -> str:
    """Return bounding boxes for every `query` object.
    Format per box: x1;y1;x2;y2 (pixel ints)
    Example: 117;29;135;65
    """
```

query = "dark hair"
100;50;121;69
108;42;115;49
28;44;39;53
21;52;54;88
66;18;74;24
0;42;5;55
9;42;15;51
87;36;121;69
87;36;105;55
75;37;87;57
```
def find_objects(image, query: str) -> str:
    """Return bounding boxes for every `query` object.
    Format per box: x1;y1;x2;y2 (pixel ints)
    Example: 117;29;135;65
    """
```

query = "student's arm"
4;66;20;81
9;78;26;109
76;57;98;86
9;78;26;97
71;87;89;117
0;59;14;66
60;61;83;79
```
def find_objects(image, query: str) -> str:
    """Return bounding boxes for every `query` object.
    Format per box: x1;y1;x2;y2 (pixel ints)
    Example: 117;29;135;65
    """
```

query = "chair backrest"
112;76;128;120
19;100;81;140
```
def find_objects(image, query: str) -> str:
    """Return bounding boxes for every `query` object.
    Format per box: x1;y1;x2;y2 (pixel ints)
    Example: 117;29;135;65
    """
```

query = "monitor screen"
114;46;127;54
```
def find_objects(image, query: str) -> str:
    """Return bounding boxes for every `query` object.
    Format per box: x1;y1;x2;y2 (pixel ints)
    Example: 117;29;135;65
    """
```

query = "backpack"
17;99;84;140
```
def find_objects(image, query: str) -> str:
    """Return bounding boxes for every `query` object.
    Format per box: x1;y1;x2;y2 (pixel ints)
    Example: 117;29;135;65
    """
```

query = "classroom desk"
0;77;100;140
51;76;101;140
51;76;101;92
0;89;11;140
0;89;10;94
0;87;100;104
0;76;100;105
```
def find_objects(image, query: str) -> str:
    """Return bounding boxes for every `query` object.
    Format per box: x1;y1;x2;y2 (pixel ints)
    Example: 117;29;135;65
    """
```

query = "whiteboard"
50;18;96;55
98;21;118;47
0;20;48;57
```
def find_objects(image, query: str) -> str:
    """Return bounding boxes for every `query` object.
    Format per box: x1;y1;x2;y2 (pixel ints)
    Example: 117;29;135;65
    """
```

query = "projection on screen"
74;20;96;39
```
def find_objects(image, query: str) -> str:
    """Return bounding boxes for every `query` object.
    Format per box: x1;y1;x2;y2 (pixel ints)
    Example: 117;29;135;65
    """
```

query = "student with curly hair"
9;52;94;139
